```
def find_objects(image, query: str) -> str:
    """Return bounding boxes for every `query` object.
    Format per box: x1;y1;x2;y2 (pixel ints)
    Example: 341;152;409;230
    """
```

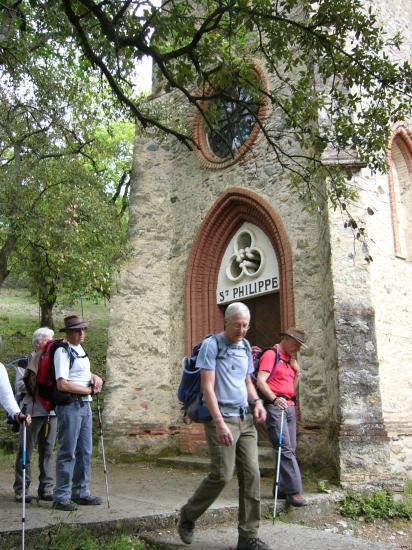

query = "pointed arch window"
388;127;412;259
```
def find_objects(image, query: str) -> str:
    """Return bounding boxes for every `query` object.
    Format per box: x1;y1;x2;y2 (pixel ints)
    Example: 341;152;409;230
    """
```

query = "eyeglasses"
228;322;250;330
73;328;87;333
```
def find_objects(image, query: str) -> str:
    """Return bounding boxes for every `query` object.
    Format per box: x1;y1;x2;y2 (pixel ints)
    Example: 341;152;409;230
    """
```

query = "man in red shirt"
256;328;307;507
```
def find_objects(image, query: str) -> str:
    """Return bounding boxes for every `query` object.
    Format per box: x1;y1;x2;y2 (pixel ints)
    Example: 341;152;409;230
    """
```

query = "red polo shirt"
259;344;296;406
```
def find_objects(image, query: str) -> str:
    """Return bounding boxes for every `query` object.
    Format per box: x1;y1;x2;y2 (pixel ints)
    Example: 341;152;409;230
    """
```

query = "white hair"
32;327;54;348
225;302;250;322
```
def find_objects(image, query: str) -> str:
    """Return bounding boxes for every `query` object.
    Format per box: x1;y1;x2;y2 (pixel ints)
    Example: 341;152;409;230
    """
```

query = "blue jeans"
54;401;92;503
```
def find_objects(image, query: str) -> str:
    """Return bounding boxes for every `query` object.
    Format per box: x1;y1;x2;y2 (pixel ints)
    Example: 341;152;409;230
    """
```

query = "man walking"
52;315;103;511
178;302;270;550
256;328;307;507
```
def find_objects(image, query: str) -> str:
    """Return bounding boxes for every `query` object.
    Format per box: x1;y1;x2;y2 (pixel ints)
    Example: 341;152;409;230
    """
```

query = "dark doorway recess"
247;292;281;348
222;292;281;349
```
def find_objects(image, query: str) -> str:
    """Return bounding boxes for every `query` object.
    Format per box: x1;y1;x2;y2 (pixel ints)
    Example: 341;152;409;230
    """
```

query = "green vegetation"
340;490;412;523
317;479;331;494
1;524;159;550
1;0;412;233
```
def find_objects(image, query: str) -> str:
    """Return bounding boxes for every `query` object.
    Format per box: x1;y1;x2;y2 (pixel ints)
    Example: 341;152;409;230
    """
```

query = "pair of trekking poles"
20;394;110;550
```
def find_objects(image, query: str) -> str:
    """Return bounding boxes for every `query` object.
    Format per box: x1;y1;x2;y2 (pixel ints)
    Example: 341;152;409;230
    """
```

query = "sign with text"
216;222;280;305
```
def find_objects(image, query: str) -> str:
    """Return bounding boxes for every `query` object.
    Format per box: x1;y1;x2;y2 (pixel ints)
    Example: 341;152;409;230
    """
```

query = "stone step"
157;452;275;477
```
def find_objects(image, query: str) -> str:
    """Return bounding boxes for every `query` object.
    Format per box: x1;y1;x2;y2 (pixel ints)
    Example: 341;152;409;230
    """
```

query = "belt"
219;405;250;419
72;394;89;406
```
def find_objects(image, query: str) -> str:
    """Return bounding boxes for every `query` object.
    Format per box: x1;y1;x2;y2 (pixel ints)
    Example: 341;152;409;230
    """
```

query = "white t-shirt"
54;344;92;402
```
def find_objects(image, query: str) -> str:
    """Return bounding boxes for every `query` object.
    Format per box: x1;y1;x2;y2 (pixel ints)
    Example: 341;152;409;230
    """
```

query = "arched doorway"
184;187;294;352
180;188;295;453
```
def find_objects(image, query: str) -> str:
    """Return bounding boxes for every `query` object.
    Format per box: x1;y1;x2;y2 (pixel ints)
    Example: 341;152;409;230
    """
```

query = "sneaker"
178;507;194;545
15;494;32;503
52;500;79;511
72;495;102;505
286;493;307;507
237;538;271;550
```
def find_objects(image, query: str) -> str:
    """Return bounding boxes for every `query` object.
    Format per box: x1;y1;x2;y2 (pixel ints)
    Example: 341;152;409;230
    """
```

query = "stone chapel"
104;0;411;488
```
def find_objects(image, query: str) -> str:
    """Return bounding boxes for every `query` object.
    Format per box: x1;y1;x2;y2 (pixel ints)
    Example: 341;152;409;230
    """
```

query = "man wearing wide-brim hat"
52;315;103;511
256;327;307;507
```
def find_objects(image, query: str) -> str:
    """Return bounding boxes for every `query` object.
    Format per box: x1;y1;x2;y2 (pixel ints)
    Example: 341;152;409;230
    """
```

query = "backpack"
177;334;217;423
27;338;78;411
177;334;252;423
251;344;285;386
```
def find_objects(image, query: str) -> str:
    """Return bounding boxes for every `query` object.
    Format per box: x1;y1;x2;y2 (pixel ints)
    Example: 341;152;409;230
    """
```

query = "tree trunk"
38;277;57;329
0;233;18;286
40;298;56;329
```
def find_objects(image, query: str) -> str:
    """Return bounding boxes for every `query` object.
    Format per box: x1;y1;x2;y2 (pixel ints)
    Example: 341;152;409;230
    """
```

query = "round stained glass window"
206;88;261;159
193;63;269;169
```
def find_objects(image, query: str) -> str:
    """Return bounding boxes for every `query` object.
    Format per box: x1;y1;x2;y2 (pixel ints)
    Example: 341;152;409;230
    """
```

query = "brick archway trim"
387;122;412;256
184;187;294;353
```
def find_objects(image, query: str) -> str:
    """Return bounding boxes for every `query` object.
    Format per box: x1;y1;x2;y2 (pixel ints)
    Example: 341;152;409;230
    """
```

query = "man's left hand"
253;401;266;423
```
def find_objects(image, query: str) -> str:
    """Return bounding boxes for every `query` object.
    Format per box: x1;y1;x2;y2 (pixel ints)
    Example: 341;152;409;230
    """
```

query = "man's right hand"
274;397;288;410
216;419;233;446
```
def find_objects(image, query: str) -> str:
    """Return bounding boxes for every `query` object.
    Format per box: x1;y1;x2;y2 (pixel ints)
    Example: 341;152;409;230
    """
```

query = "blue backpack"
177;334;253;423
178;334;221;423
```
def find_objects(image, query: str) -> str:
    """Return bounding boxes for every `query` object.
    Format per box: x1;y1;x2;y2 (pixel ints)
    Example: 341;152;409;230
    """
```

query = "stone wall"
364;165;412;480
104;140;180;457
368;0;412;483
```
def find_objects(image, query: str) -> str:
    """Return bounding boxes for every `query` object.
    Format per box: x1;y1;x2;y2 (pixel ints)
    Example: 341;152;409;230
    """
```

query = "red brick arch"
184;187;294;353
387;122;412;256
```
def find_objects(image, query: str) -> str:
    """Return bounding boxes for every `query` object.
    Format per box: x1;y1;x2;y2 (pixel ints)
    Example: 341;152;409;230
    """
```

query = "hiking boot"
38;492;54;502
15;494;32;504
237;537;271;550
52;500;79;511
72;495;102;505
286;493;307;507
178;507;194;544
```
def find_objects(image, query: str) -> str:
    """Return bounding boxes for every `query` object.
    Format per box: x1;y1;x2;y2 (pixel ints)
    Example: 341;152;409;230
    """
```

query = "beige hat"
280;327;306;347
60;315;89;332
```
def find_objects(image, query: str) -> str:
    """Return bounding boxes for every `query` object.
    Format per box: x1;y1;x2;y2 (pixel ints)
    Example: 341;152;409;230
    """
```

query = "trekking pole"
96;394;110;508
21;421;27;550
273;408;285;525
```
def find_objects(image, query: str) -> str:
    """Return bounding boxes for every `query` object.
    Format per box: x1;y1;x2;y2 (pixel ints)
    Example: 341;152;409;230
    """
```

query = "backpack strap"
243;339;252;355
60;342;87;370
213;333;227;356
212;334;251;357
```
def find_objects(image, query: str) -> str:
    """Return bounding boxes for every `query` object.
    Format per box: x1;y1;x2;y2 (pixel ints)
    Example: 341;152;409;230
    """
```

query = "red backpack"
34;339;76;411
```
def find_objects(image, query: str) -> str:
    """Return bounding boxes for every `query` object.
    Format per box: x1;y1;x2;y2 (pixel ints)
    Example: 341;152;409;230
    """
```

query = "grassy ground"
0;288;109;452
1;525;159;550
